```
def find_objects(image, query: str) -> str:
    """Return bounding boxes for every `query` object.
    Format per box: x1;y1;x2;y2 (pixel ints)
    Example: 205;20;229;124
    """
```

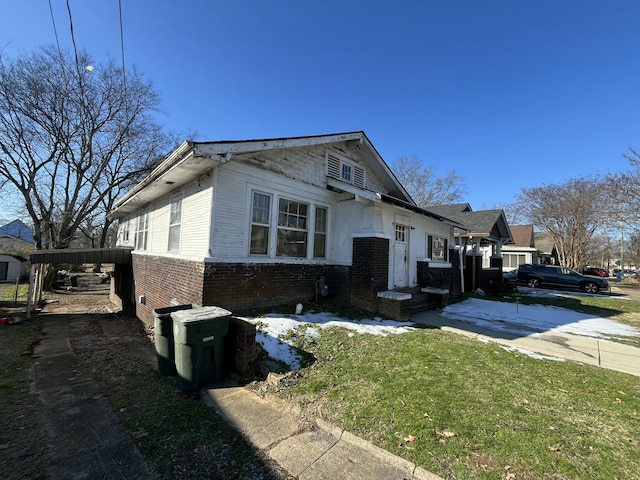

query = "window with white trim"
326;152;365;188
427;234;447;262
277;198;308;257
395;224;407;242
135;213;149;251
341;163;352;183
167;196;182;252
121;219;130;243
314;206;327;258
250;191;271;255
504;253;526;269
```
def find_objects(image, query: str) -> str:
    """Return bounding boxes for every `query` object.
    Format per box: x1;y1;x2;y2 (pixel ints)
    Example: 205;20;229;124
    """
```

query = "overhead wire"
48;0;62;58
119;0;126;86
65;0;81;73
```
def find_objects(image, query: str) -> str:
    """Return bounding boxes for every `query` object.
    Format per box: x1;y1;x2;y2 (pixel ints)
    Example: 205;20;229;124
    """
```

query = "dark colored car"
517;264;609;294
583;267;609;278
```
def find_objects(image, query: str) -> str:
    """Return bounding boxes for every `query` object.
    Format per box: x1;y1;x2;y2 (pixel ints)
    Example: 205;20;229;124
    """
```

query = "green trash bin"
153;304;200;376
172;306;231;391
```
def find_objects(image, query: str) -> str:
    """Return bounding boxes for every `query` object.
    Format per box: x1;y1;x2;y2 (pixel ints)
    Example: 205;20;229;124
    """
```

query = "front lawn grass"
277;323;640;479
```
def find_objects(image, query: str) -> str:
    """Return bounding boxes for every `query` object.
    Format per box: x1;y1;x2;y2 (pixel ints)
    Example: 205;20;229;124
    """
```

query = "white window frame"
313;206;328;258
248;188;329;260
341;162;353;183
395;224;407;242
167;195;182;252
276;197;309;258
135;213;149;251
121;219;130;243
427;234;448;262
250;191;272;255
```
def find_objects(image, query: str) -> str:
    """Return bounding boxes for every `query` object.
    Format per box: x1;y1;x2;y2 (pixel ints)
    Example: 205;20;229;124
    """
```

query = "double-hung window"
313;206;327;258
168;196;182;252
121;219;130;243
277;198;308;257
427;234;447;262
135;213;149;251
250;192;271;255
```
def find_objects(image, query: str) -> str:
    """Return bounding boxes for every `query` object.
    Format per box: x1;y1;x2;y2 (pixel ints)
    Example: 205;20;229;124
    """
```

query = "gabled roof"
110;131;413;217
426;203;473;217
426;205;512;243
534;232;557;254
379;194;468;228
0;219;35;244
507;225;535;248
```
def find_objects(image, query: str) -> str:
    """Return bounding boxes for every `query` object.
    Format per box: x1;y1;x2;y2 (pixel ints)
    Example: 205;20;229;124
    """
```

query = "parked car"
517;264;609;294
583;267;609;278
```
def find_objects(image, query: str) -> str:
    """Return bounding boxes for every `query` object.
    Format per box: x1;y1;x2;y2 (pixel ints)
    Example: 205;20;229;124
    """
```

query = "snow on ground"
241;295;639;370
440;297;640;340
239;311;415;370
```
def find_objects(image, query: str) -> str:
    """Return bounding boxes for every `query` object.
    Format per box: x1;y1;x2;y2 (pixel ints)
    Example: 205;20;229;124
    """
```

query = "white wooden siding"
115;180;213;259
211;160;337;260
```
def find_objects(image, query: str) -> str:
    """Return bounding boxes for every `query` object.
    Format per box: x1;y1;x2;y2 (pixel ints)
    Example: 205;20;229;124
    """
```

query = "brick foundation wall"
202;263;348;314
416;248;460;297
131;254;205;326
350;237;389;312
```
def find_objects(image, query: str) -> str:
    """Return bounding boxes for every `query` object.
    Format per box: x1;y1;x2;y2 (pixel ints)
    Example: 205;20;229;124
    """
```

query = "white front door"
393;224;408;288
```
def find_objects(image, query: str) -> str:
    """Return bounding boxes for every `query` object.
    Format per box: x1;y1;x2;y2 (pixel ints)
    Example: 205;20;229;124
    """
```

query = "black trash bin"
153;304;200;376
172;306;231;391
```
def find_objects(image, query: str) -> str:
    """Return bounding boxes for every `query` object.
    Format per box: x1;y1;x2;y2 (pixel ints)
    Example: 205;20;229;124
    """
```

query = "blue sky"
1;1;639;210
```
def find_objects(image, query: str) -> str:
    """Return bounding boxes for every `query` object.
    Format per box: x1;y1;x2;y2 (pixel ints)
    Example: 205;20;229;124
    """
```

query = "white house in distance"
109;131;464;324
0;219;35;252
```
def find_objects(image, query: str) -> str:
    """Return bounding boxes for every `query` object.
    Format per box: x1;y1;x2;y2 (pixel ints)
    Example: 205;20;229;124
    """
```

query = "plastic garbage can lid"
173;306;231;324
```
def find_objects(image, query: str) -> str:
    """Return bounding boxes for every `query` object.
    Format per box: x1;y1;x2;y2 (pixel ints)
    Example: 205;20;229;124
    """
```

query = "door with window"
393;224;409;288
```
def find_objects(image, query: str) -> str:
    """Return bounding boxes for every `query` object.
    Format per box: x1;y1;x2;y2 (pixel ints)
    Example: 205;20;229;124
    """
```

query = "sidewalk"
30;308;444;480
202;382;443;480
30;316;152;479
411;310;640;377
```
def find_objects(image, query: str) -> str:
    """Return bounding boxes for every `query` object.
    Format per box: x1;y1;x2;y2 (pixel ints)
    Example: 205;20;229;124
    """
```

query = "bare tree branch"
391;155;467;208
516;177;610;269
0;46;173;250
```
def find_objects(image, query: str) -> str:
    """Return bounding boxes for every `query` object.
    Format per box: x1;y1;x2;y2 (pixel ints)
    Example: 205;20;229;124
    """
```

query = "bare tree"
516;177;610;269
613;148;640;230
391;155;467;208
0;46;172;250
627;232;640;270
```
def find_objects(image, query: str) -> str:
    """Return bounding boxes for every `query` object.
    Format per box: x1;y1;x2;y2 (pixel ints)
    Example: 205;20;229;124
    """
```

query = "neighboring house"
426;204;512;291
502;224;538;271
0;219;35;252
534;231;559;265
0;254;27;282
110;131;463;324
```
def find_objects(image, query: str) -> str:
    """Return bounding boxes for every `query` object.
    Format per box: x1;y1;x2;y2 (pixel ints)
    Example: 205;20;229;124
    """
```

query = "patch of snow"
440;297;640;340
500;345;566;362
240;312;414;370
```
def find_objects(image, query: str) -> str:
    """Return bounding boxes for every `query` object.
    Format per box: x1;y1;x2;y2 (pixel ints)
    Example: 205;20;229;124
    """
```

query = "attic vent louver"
327;154;341;178
353;166;364;188
326;152;365;188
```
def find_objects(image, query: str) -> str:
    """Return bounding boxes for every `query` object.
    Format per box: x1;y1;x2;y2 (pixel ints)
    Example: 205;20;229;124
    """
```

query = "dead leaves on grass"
435;428;458;443
394;432;420;449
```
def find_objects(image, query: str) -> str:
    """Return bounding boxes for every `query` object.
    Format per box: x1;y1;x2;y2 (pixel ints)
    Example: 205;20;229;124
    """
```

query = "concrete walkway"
411;310;640;377
30;316;152;479
202;383;442;480
30;306;444;480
